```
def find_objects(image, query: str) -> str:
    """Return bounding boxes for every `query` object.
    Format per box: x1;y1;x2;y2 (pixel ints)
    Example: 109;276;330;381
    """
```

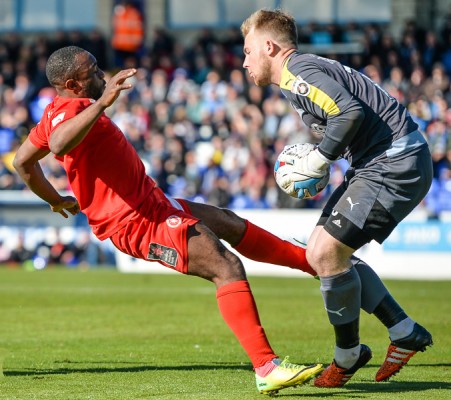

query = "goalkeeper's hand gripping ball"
274;143;331;200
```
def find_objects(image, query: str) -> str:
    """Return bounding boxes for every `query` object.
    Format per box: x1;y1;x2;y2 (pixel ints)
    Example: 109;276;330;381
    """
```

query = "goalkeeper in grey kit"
241;8;433;387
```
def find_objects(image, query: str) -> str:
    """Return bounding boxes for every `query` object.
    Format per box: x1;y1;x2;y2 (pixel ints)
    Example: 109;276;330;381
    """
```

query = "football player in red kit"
13;46;322;396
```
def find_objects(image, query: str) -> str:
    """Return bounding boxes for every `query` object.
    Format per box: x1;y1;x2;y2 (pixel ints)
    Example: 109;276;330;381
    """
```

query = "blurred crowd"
0;226;116;270
1;14;451;267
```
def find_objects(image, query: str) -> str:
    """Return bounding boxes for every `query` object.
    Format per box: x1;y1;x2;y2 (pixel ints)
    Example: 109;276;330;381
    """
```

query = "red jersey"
28;96;156;240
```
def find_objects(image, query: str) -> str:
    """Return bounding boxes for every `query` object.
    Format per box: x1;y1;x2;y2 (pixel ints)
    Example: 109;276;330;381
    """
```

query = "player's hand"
281;142;316;159
50;196;80;218
98;68;137;108
278;147;331;179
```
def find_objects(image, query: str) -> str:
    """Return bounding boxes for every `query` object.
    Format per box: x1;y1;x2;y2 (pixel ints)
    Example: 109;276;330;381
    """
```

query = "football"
274;151;330;200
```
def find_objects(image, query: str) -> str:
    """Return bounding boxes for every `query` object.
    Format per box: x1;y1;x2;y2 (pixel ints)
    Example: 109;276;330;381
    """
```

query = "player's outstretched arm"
13;138;80;218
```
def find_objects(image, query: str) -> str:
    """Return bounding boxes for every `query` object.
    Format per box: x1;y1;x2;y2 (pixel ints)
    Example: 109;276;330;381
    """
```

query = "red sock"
216;280;276;369
234;221;316;276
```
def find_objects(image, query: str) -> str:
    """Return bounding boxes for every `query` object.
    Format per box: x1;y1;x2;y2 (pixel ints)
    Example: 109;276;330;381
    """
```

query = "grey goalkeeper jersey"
279;52;425;167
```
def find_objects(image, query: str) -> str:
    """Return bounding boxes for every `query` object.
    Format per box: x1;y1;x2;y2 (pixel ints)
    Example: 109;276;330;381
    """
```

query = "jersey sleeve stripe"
307;86;340;115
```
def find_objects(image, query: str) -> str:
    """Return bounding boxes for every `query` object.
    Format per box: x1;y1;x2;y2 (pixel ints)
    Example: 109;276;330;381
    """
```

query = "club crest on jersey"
51;112;65;127
166;215;182;228
291;78;310;96
147;243;178;268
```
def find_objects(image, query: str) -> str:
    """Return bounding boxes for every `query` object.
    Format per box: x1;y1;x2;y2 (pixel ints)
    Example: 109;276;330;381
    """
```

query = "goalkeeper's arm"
316;106;365;161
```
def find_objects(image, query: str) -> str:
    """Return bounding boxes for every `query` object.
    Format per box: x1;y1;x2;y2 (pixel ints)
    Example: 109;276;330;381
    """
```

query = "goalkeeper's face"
243;29;273;87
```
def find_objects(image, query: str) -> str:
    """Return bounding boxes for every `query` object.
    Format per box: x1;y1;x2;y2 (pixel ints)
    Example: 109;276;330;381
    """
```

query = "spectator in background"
84;29;108;70
0;87;29;138
363;63;383;84
0;158;16;190
149;27;174;60
406;66;427;103
424;118;451;219
399;32;418;77
382;66;409;103
3;32;23;65
111;0;145;68
150;69;169;103
428;119;450;179
1;60;15;87
12;72;35;105
8;232;33;266
423;63;450;100
31;56;52;95
422;31;444;76
166;67;196;106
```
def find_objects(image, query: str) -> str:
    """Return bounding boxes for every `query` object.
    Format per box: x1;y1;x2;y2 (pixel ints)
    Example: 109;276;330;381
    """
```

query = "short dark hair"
46;46;86;87
241;9;298;48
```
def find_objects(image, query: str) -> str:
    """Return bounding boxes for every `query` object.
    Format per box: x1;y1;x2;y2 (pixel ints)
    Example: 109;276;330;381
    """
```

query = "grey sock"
351;256;388;314
334;344;361;369
320;268;361;325
389;317;415;341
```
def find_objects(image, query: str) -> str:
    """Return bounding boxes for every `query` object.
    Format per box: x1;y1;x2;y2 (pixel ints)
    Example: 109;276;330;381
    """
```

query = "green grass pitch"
0;267;449;399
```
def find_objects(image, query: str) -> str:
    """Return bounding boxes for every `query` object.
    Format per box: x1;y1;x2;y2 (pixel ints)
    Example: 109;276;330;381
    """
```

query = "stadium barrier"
116;208;451;280
1;192;450;279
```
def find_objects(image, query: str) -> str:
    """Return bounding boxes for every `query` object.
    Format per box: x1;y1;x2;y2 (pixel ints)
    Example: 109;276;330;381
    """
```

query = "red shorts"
109;188;199;274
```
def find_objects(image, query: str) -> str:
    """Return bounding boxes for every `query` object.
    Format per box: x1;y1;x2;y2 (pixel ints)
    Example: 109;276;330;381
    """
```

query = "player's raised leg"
180;199;316;275
186;222;323;395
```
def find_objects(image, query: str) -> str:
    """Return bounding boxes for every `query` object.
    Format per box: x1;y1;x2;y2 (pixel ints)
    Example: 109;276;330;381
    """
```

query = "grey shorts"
318;146;433;249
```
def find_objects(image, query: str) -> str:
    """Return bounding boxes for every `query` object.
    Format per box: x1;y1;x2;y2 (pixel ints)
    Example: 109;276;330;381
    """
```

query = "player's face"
243;28;272;87
74;52;106;100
